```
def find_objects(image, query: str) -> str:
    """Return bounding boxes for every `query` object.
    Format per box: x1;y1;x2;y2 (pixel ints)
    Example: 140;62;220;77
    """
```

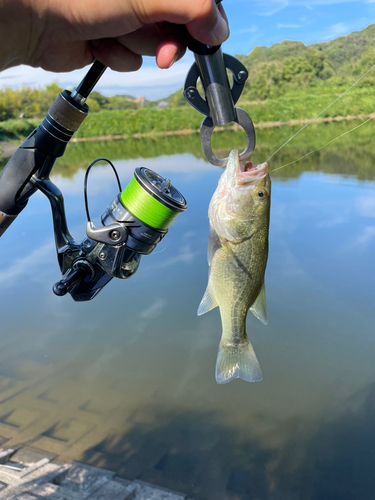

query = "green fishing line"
120;176;179;230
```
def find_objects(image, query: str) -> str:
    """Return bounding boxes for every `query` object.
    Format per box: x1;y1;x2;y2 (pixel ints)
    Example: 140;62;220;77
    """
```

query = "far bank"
1;85;374;148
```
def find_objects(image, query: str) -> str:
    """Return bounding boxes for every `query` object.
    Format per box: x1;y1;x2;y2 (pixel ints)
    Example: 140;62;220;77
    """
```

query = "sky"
0;0;374;100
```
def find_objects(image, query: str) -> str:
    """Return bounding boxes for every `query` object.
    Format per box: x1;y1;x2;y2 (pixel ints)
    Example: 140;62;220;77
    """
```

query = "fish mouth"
237;158;268;185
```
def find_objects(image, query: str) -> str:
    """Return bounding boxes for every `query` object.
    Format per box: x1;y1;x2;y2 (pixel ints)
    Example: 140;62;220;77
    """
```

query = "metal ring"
200;108;256;167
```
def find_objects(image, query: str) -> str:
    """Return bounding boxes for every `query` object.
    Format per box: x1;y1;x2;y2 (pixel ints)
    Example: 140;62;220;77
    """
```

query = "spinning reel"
0;78;186;301
52;160;187;301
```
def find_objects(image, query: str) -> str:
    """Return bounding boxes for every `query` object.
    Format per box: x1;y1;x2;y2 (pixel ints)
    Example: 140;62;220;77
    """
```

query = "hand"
0;0;229;73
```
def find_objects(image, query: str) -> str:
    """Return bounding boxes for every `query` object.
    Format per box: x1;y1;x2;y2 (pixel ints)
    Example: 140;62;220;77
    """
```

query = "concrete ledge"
0;446;194;500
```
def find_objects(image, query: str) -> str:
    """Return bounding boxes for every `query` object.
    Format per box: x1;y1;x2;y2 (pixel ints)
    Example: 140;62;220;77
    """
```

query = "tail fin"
215;339;263;384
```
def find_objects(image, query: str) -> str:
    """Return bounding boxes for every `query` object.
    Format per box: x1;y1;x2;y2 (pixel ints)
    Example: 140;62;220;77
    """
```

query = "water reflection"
2;120;375;180
81;381;375;500
0;122;374;499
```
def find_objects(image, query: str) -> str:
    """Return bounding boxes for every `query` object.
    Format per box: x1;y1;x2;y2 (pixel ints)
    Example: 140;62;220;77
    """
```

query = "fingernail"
167;52;179;69
90;39;101;49
213;13;229;44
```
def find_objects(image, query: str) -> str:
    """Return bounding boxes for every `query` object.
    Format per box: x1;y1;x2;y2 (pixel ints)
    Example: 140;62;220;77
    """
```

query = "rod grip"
48;91;88;132
0;211;18;237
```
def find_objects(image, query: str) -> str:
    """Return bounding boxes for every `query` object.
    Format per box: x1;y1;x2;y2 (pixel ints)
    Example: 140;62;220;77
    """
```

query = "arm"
0;0;229;72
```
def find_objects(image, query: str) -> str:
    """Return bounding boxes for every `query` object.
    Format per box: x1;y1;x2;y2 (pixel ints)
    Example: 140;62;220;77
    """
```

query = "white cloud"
356;196;375;218
258;0;289;16
182;231;196;241
0;59;193;100
277;24;301;29
322;22;350;40
349;226;375;250
238;25;258;34
252;0;361;16
135;297;168;335
158;244;198;267
140;298;168;319
258;0;367;5
0;241;54;287
317;214;349;228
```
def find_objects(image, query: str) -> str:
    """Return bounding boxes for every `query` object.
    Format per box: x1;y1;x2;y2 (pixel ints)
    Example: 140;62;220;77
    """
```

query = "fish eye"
257;189;267;199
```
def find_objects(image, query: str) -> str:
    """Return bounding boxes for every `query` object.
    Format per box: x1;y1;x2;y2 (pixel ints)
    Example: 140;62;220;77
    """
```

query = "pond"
0;121;375;499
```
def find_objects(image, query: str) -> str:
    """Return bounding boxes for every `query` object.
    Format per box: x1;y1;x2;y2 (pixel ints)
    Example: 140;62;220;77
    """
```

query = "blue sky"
0;0;374;99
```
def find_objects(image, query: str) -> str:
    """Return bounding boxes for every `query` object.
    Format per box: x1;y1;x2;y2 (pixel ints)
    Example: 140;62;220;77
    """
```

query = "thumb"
136;0;229;46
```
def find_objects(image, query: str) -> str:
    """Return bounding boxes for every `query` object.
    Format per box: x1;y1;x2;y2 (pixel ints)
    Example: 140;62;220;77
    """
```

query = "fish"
198;149;271;384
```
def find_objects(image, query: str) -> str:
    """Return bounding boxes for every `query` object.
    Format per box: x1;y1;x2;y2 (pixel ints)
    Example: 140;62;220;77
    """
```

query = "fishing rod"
0;1;254;301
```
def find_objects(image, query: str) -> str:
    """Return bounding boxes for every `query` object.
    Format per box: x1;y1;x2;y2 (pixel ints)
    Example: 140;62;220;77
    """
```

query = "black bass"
198;149;271;384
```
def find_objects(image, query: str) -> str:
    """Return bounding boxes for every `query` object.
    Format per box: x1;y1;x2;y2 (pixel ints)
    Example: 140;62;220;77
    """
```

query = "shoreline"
68;113;375;143
1;113;374;157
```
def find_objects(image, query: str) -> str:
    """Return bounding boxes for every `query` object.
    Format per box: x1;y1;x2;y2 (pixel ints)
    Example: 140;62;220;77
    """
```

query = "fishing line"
270;115;375;172
120;174;180;231
266;62;375;163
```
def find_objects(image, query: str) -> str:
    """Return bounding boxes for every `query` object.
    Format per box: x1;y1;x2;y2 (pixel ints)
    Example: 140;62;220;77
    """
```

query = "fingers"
113;1;228;70
29;0;229;73
186;2;229;47
92;34;185;73
113;22;186;70
63;0;229;45
116;24;186;69
115;23;173;57
155;39;186;69
135;0;229;46
91;39;143;72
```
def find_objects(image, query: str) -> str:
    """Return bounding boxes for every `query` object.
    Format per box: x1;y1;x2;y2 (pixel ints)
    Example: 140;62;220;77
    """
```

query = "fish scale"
214;235;266;337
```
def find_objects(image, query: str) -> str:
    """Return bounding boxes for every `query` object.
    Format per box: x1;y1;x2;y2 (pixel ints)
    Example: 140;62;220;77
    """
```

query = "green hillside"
236;24;375;100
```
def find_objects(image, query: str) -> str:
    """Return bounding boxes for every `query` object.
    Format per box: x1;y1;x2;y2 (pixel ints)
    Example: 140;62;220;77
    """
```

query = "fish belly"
210;240;266;384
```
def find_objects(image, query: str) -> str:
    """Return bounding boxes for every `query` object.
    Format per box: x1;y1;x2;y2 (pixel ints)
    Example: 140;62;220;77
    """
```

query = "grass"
1;85;374;144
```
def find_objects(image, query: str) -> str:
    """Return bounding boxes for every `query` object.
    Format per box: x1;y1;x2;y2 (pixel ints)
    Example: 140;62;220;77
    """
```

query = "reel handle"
53;267;87;296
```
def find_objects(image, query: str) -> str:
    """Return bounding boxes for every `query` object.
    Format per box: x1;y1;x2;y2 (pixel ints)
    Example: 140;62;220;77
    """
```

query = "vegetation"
237;24;375;100
2;83;374;144
0;118;39;141
0;84;141;122
2;23;375;145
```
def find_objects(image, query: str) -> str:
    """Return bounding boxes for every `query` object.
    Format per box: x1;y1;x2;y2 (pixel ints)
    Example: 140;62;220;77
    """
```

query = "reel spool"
120;167;187;231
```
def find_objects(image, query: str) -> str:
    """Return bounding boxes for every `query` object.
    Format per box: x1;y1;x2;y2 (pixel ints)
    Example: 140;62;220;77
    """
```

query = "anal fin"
197;286;218;316
250;283;268;325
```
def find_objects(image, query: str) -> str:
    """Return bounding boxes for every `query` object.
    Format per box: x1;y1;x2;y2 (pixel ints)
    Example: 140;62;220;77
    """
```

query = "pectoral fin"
197;285;218;316
250;283;268;325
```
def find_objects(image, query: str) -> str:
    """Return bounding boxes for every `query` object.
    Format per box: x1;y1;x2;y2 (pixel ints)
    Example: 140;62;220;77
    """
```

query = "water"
0;123;375;499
